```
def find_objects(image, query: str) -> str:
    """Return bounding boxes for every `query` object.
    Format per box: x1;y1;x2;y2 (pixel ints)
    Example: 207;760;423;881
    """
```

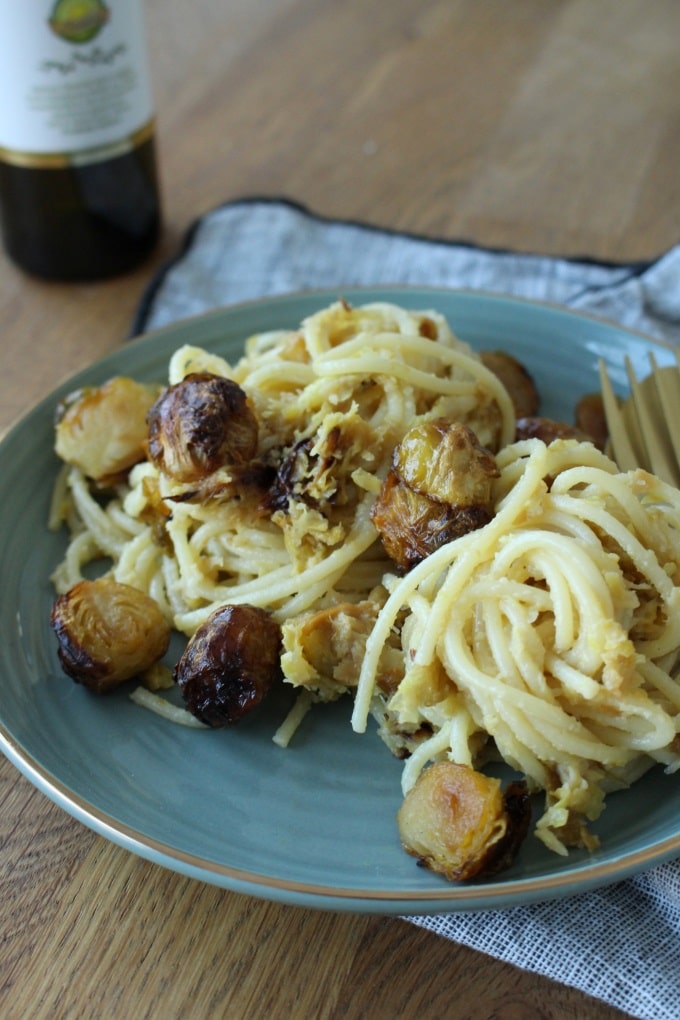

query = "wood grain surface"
3;1;679;1016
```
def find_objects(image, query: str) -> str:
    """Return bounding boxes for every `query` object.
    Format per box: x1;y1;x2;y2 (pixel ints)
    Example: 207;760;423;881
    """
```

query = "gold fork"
599;351;680;488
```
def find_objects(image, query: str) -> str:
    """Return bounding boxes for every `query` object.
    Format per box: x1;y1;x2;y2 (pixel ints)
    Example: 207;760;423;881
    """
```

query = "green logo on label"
48;0;110;44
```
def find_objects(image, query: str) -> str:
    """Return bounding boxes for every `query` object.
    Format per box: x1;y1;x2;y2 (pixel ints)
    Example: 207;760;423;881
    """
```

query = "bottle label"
0;1;154;166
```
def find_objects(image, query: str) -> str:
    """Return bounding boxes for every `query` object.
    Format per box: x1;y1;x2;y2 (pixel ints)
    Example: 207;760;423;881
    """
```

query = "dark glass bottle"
0;1;161;281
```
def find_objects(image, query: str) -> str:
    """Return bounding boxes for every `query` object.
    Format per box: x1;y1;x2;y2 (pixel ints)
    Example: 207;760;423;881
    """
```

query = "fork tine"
598;359;640;472
649;351;680;473
625;356;680;487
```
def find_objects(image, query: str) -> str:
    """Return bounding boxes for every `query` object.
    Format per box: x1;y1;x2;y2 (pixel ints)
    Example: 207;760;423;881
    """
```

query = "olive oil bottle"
0;0;161;281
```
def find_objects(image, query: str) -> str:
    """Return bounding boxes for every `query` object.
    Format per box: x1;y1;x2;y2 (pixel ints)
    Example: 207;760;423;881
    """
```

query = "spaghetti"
49;299;680;858
352;439;680;853
51;300;514;632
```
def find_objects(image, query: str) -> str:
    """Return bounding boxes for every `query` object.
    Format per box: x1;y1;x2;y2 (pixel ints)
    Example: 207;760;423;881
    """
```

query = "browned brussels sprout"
55;376;158;484
480;350;540;419
51;577;171;693
371;420;498;571
147;372;258;482
397;761;530;882
175;604;282;727
515;416;591;444
574;392;608;450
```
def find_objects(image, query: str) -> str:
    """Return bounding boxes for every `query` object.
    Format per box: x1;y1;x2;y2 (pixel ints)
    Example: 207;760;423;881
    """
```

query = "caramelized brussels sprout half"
55;376;158;484
393;419;498;506
147;372;258;482
515;416;591;444
480;350;540;419
371;420;498;571
574;392;608;450
397;762;530;882
175;604;282;727
372;470;490;571
51;578;171;693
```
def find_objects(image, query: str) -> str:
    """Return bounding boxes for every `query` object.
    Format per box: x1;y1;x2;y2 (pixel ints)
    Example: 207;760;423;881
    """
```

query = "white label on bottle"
0;1;154;157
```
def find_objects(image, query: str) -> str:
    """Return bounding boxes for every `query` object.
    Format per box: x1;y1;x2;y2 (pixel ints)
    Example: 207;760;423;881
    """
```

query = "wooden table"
2;2;678;1016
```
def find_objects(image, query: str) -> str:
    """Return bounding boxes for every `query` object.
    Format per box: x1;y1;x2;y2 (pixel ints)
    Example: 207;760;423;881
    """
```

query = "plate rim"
3;721;680;914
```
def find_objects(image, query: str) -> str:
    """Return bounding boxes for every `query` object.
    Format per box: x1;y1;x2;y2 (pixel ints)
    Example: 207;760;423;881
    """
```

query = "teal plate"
1;287;679;914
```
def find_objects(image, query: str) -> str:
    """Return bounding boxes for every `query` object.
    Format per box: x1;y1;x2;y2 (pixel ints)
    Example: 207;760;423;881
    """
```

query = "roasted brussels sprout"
515;416;591;445
397;762;531;882
371;421;498;571
372;470;491;571
480;350;539;419
175;604;282;727
55;376;158;484
147;372;258;482
51;578;171;693
393;419;498;506
574;392;608;450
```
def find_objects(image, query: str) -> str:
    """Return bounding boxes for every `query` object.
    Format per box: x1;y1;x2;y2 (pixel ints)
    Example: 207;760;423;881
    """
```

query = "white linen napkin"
135;198;680;1020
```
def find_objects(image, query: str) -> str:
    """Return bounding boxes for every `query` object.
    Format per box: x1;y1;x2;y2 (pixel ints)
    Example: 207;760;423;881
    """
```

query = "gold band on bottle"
0;118;155;169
